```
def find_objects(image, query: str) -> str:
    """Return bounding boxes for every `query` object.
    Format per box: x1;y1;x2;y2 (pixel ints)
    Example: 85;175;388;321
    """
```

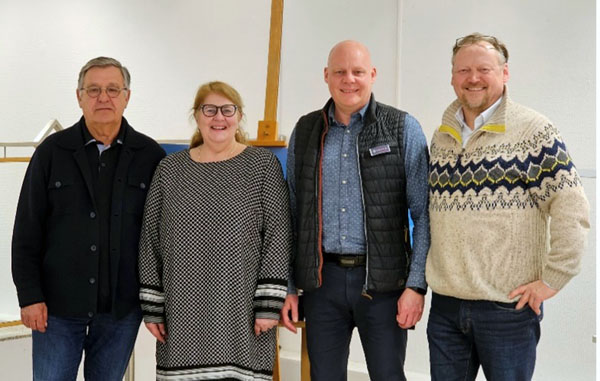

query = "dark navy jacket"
12;117;165;319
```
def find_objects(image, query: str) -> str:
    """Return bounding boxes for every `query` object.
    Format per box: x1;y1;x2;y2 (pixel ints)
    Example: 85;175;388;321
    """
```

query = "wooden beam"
264;0;283;122
252;0;286;146
0;158;30;163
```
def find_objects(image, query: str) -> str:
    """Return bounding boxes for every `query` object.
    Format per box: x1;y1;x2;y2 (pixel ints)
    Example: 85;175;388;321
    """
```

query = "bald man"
280;40;430;380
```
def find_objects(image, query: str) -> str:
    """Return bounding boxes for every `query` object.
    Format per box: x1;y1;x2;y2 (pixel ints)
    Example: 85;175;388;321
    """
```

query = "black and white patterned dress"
139;147;292;380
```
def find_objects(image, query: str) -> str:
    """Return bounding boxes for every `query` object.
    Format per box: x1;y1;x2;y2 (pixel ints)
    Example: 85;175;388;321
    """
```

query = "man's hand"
145;322;167;343
508;280;558;315
21;302;48;333
396;288;424;329
254;318;279;336
280;294;299;333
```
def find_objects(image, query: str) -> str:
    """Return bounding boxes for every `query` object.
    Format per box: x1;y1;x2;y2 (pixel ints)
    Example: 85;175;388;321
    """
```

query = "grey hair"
77;57;131;89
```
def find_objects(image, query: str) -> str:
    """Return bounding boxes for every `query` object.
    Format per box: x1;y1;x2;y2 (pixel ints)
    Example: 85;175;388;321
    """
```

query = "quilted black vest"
293;96;411;293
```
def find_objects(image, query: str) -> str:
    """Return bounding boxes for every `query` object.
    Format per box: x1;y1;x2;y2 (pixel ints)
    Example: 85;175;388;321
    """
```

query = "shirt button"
341;235;347;240
345;129;350;134
342;153;348;158
341;208;346;212
55;181;62;188
90;212;96;219
341;180;347;184
90;245;97;252
89;277;96;284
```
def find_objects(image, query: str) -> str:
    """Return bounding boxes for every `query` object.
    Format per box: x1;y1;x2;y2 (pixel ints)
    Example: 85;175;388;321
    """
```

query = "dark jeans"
427;293;542;381
32;309;142;381
303;262;407;381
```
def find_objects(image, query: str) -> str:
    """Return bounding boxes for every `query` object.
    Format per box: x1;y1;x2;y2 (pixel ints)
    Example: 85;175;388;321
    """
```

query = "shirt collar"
82;121;125;148
455;95;503;133
328;101;369;126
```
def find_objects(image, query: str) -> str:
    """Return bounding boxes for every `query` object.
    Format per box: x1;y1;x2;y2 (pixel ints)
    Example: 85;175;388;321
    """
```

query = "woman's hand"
145;322;167;343
254;318;279;336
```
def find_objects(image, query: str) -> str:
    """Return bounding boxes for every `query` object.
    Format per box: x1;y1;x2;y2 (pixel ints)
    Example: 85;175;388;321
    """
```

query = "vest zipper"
355;134;372;299
316;111;330;287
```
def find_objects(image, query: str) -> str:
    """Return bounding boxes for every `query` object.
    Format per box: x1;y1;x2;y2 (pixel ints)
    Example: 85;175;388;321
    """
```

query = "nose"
213;109;226;119
97;89;111;102
467;71;480;83
342;72;355;83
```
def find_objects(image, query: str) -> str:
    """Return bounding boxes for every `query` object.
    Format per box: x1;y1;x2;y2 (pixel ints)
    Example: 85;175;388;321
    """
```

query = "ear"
324;67;329;84
124;89;131;108
76;89;83;107
502;63;510;84
370;67;377;83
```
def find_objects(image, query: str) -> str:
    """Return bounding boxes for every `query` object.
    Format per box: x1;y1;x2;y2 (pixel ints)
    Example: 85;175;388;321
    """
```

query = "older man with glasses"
12;56;165;380
426;33;590;381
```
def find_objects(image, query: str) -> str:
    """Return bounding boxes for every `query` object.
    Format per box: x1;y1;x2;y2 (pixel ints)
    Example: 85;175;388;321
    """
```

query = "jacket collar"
55;116;147;150
321;93;378;126
438;87;510;144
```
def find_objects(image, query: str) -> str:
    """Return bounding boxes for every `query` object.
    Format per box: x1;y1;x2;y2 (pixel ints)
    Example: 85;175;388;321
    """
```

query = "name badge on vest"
369;144;391;157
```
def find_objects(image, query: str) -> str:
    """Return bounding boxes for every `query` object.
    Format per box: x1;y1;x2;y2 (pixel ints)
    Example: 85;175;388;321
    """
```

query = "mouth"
210;125;227;130
465;86;485;92
340;89;358;94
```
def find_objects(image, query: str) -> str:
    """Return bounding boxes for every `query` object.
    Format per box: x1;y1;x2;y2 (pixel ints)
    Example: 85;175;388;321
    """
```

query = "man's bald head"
324;40;377;122
327;40;373;67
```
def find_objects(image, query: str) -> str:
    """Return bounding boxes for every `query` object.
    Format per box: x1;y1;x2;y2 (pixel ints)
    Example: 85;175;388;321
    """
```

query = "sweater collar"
438;87;509;144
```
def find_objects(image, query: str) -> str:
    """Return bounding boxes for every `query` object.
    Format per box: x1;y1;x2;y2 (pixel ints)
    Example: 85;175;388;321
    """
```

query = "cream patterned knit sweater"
426;93;590;302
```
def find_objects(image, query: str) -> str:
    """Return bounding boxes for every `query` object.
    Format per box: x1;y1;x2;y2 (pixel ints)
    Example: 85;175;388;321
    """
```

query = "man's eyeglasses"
453;34;508;63
199;104;238;117
79;86;128;98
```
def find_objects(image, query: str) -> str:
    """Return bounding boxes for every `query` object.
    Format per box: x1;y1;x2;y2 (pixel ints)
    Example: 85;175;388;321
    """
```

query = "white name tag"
369;144;391;156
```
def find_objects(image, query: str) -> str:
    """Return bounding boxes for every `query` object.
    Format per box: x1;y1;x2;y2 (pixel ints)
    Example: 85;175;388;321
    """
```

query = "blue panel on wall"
160;143;288;176
162;143;188;155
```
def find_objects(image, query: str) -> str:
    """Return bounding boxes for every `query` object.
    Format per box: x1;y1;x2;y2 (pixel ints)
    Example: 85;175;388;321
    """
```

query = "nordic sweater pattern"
426;94;589;302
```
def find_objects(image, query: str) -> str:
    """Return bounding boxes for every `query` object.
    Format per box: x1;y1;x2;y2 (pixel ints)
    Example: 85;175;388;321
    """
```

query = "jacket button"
55;181;62;188
89;277;96;284
90;245;97;252
140;182;146;189
90;212;96;219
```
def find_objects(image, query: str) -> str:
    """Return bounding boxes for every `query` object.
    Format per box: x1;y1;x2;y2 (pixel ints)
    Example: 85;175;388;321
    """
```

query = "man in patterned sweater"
426;33;590;380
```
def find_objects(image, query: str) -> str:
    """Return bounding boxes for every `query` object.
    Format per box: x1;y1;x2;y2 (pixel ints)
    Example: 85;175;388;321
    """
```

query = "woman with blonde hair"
139;81;292;380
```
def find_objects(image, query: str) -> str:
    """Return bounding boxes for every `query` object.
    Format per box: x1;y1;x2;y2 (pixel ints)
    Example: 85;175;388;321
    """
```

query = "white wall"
0;0;595;380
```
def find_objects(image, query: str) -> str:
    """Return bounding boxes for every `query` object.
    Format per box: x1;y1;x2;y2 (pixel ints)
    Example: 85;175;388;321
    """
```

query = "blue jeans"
427;293;542;381
303;262;407;381
32;309;142;381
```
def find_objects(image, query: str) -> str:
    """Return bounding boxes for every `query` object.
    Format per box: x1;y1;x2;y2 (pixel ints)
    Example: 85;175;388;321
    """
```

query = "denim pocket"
492;301;528;313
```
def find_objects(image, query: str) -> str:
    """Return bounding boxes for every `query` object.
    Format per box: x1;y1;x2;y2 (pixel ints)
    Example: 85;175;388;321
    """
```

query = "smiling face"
195;92;240;148
77;66;130;129
451;42;509;120
324;41;376;119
